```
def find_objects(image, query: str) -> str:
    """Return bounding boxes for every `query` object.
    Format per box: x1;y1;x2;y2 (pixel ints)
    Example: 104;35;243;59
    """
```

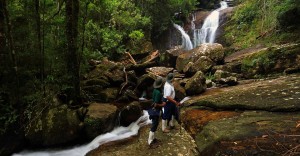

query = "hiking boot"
153;138;161;143
149;141;159;149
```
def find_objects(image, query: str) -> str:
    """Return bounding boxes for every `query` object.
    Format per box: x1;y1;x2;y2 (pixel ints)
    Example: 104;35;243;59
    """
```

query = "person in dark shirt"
148;76;165;148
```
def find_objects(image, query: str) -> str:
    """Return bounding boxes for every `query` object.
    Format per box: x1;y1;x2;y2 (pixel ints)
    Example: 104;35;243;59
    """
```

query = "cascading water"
173;23;193;50
195;1;228;46
192;14;201;48
13;110;151;156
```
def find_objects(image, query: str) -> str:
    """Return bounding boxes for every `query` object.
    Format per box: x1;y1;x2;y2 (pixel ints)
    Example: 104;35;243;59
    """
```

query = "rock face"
25;105;82;147
195;111;300;155
223;43;300;79
182;73;300;155
84;103;118;140
119;101;142;127
185;71;207;96
87;117;199;156
176;43;224;73
241;44;300;78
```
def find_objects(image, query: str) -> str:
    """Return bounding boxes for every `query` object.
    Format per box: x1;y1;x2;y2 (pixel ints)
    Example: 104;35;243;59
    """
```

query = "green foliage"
233;1;258;25
1;0;197;136
224;0;300;49
0;94;18;135
205;72;215;81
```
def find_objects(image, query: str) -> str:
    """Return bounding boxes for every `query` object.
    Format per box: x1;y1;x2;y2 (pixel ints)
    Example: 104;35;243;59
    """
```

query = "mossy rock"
195;111;300;155
84;103;118;140
186;73;300;112
25;105;82;147
241;43;300;77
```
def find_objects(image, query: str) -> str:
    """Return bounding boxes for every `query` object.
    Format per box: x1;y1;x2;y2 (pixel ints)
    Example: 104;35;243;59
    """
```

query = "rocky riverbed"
85;73;300;155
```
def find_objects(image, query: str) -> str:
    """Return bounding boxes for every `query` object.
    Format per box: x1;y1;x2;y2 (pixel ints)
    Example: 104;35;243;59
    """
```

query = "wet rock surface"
182;73;300;155
84;73;300;156
87;121;198;156
186;73;300;111
84;103;118;140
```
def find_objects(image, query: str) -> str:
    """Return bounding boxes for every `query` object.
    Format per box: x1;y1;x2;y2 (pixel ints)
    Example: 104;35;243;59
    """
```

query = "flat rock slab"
194;110;300;155
87;121;198;156
181;73;300;155
186;73;300;111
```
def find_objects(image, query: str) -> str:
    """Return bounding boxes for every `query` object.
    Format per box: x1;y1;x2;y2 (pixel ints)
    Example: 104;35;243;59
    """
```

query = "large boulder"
241;43;300;78
83;58;125;100
185;73;300;111
84;87;119;102
134;74;156;99
277;7;300;30
184;56;215;74
182;74;300;155
160;46;186;67
25;105;82;147
119;101;142;127
146;66;174;77
194;111;300;155
84;103;118;140
176;43;224;72
173;80;186;100
185;71;207;96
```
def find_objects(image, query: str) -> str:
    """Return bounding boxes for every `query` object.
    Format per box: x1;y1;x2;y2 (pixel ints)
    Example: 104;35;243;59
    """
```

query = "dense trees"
0;0;196;136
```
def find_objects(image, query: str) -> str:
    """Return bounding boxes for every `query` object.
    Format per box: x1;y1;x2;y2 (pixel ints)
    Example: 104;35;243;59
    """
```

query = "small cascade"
197;1;228;45
192;14;201;48
13;111;151;156
173;23;193;50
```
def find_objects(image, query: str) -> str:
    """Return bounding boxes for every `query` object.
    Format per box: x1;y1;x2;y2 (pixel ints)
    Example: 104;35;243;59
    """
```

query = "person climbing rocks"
161;73;181;133
147;76;165;148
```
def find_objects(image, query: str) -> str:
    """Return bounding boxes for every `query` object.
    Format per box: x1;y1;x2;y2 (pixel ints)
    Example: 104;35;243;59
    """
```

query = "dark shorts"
162;101;179;121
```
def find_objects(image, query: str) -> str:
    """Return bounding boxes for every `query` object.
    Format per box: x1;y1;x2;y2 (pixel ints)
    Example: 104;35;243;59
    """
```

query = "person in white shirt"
161;73;181;133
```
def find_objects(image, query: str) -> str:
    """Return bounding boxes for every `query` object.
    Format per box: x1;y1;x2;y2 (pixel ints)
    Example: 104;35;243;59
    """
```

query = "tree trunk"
66;0;80;104
35;0;45;94
3;0;19;96
0;0;5;54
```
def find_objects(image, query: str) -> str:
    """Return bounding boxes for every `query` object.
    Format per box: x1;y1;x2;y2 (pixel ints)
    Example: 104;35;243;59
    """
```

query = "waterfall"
173;23;193;50
196;1;228;45
13;110;151;156
192;14;201;48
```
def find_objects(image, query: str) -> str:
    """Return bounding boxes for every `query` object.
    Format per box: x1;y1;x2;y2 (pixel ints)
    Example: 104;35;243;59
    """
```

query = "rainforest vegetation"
0;0;299;155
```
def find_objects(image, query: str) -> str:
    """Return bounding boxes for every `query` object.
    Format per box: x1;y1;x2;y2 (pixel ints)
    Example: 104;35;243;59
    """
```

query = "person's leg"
170;104;179;129
162;102;171;132
148;116;159;145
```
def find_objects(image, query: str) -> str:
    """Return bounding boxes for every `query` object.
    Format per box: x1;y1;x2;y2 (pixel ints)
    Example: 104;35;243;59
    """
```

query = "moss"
241;44;300;76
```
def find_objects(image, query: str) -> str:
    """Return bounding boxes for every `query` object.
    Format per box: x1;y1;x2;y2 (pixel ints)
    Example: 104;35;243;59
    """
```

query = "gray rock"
185;71;207;96
84;103;118;140
25;105;82;147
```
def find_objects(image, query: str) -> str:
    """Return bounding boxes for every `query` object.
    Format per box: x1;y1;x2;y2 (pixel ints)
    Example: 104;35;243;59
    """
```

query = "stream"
13;111;151;156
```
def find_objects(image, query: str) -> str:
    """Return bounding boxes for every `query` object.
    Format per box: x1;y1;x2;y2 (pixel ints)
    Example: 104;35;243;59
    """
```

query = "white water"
198;1;228;45
192;14;201;48
13;110;151;156
173;23;193;50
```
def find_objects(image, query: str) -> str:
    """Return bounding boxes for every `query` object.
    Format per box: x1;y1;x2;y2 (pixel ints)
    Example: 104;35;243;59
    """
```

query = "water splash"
13;110;151;156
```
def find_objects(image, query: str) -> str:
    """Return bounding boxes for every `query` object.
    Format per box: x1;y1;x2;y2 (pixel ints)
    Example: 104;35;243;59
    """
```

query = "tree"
35;0;45;94
66;0;80;104
0;0;5;55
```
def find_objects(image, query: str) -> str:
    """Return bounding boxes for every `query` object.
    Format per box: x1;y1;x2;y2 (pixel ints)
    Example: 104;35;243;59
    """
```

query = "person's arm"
154;102;166;107
166;96;181;106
